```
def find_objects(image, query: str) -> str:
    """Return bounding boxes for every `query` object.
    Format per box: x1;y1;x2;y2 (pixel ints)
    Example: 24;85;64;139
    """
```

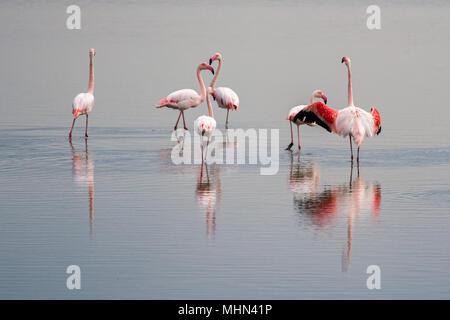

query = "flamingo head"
208;87;216;100
313;89;328;104
89;48;96;57
341;56;351;67
209;53;222;65
199;62;214;75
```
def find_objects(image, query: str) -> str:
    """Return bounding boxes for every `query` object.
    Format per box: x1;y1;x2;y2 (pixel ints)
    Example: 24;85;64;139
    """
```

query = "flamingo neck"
206;90;214;118
346;63;354;107
310;94;317;104
210;57;222;89
197;67;207;103
88;55;94;94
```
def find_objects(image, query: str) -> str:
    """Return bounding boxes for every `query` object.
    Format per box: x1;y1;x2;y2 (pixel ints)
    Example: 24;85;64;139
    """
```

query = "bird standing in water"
69;48;96;139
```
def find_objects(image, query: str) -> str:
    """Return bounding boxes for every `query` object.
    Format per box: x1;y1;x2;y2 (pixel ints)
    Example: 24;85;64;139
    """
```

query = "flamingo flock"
68;50;381;164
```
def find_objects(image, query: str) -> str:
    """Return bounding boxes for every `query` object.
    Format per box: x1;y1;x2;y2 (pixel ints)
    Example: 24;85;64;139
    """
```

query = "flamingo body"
72;92;94;118
157;89;202;110
194;115;216;138
294;102;382;147
213;87;239;111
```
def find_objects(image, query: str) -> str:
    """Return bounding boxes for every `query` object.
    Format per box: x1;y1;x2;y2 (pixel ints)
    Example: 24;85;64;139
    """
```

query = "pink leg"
349;136;354;162
285;121;294;150
173;111;182;130
85;114;89;138
69;118;76;139
297;125;301;150
181;110;188;130
225;109;230;129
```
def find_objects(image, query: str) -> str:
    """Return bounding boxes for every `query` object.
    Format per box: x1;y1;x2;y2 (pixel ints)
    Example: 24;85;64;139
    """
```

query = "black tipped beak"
211;69;214;75
341;58;345;63
213;96;216;101
324;99;327;104
209;58;212;65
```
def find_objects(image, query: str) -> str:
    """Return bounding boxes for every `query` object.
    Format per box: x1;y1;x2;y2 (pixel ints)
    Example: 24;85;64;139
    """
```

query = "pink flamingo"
293;57;381;163
194;87;216;163
69;48;96;139
208;53;240;129
156;62;214;131
285;90;328;151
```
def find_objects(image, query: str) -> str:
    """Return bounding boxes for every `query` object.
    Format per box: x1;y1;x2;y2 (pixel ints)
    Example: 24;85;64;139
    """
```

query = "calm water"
0;1;449;299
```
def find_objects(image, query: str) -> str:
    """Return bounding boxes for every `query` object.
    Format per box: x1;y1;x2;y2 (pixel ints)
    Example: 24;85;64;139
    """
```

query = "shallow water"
0;1;450;299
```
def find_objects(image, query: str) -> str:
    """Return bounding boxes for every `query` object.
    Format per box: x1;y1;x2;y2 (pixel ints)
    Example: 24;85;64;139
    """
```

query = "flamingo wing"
293;101;338;133
214;87;239;110
370;107;382;135
157;89;200;109
335;106;375;146
72;92;94;117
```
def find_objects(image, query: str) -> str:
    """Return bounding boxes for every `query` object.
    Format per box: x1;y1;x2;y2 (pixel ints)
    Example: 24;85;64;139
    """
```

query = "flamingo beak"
341;57;345;63
209;58;212;65
322;94;327;104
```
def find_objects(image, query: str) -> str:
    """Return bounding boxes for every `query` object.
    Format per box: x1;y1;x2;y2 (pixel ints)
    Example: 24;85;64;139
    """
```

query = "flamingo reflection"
196;164;221;241
69;139;95;236
289;159;381;271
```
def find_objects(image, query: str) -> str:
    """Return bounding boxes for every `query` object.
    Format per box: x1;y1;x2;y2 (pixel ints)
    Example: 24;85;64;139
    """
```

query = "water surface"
0;0;449;299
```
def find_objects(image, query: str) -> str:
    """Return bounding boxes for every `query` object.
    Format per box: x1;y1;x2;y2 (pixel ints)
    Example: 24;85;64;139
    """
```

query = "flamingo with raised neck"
208;53;240;129
69;48;96;139
292;57;382;163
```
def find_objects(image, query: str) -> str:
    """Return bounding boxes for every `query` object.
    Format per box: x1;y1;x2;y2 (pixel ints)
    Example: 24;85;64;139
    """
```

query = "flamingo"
293;57;381;163
69;48;96;139
285;90;328;151
156;62;214;131
208;53;240;129
194;86;217;163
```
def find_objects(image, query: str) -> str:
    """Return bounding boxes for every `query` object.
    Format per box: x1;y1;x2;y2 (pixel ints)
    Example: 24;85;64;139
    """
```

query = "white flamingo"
69;48;96;139
285;90;328;151
156;62;214;131
208;53;240;129
194;87;216;163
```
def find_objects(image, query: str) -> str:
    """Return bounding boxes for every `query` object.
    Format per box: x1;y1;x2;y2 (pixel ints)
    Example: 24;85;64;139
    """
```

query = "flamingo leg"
181;110;188;131
173;111;182;131
225;109;230;129
297;124;301;150
200;134;204;165
85;114;89;138
69;118;76;139
349;136;354;162
357;147;360;164
204;138;210;163
285;121;294;151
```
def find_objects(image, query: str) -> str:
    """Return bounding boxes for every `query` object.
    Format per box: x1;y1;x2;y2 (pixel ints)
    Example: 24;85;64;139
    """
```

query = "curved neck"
206;89;214;118
210;58;222;88
310;93;317;104
346;63;353;106
88;55;94;94
197;67;207;103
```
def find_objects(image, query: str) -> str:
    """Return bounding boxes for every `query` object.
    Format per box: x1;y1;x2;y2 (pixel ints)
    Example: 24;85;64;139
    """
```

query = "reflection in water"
196;164;221;241
289;157;381;271
70;139;95;236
